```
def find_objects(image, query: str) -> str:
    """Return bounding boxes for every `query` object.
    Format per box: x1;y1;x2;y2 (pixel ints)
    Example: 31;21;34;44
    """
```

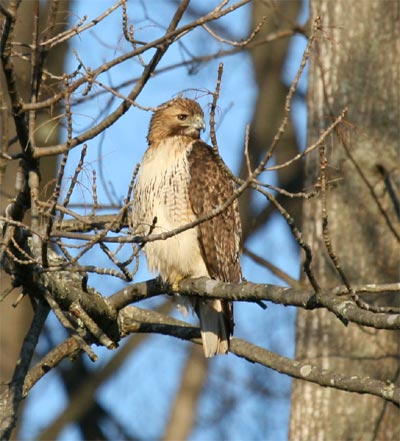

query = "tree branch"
110;278;400;330
0;299;49;439
118;307;400;407
20;287;400;414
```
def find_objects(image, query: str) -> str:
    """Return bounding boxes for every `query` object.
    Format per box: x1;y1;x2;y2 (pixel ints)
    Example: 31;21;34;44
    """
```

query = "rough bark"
290;2;400;440
1;1;35;397
0;1;69;437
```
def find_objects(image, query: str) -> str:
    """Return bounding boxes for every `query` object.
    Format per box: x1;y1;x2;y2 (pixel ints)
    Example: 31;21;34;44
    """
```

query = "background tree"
0;1;398;440
244;0;303;238
290;2;400;439
0;0;70;437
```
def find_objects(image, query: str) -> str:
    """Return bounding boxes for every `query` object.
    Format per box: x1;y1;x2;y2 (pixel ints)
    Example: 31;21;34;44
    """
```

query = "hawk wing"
187;141;242;284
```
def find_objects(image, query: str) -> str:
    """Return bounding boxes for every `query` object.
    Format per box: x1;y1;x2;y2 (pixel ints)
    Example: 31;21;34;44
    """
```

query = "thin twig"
243;247;302;289
253;184;320;292
265;107;348;172
40;0;124;49
202;15;267;47
341;134;400;242
70;302;117;349
243;124;252;177
56;143;88;227
0;299;49;440
31;0;253;158
209;63;224;152
43;291;98;361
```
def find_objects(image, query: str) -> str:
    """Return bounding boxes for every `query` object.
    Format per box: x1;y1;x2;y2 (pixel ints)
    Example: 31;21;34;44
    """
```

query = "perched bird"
132;97;242;357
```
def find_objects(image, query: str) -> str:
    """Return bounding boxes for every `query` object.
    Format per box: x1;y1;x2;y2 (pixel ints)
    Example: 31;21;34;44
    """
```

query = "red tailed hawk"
132;97;242;357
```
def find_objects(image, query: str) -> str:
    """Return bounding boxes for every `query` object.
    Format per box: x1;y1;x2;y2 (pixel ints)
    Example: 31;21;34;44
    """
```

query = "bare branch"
202;14;267;47
0;299;49;439
209;63;224;152
118;307;400;407
40;0;124;49
109;277;400;330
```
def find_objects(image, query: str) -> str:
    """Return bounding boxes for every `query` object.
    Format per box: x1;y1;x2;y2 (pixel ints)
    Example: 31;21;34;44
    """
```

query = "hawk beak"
192;115;206;132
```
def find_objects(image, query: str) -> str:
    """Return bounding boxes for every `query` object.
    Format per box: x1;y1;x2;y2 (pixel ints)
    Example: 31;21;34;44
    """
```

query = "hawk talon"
171;281;182;292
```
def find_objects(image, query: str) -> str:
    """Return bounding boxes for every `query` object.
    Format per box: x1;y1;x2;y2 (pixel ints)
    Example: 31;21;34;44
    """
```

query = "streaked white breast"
132;138;209;283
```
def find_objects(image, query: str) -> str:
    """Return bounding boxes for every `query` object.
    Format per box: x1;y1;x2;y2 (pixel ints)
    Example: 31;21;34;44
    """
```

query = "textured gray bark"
290;2;400;440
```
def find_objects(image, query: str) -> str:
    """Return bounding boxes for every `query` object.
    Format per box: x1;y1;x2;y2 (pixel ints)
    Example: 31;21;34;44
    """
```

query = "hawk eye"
177;114;187;121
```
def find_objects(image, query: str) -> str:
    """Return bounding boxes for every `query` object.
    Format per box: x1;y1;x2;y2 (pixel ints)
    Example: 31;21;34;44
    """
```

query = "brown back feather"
188;141;242;334
187;141;242;283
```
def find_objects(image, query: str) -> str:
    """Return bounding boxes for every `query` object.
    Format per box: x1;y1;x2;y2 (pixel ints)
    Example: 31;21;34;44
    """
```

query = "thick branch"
229;339;400;408
20;293;400;410
110;278;400;330
118;307;400;407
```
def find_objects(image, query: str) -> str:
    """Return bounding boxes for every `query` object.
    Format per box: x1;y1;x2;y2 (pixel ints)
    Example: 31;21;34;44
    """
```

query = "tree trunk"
162;345;208;441
290;2;400;440
0;1;70;437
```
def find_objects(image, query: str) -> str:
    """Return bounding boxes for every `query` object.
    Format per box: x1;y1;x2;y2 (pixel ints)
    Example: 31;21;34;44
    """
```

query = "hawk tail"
197;300;232;358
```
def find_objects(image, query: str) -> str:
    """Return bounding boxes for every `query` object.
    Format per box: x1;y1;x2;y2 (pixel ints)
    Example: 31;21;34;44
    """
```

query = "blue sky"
20;1;309;439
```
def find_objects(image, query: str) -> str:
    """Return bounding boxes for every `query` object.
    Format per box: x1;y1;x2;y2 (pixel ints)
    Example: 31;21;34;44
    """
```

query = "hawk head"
147;97;206;145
